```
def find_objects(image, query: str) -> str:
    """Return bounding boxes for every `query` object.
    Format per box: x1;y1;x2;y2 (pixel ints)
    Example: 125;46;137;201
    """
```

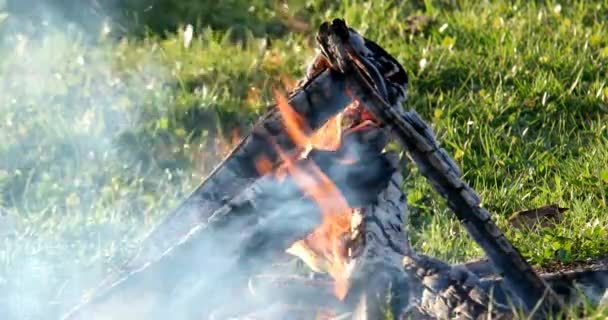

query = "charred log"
243;258;608;319
128;68;353;271
341;58;563;317
304;18;561;316
401;254;513;319
345;158;412;320
479;262;608;308
62;131;395;320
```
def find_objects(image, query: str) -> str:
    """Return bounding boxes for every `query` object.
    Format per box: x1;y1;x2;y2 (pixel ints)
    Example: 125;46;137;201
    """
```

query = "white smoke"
0;3;319;319
0;2;186;319
0;4;389;319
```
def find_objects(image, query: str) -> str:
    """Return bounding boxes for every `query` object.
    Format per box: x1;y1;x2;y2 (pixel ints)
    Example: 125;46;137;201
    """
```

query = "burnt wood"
341;60;564;317
127;68;353;273
346;158;412;320
62;18;598;320
245;256;608;319
62;131;395;320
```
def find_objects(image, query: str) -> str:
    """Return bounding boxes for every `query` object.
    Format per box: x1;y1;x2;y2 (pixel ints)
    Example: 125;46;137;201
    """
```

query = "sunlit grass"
0;0;607;318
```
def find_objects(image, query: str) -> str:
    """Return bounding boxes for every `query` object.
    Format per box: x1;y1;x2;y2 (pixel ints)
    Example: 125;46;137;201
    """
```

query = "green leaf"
600;170;608;183
175;128;187;137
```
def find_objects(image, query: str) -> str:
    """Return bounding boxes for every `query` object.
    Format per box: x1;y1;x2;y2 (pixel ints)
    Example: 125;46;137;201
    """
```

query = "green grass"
1;0;607;318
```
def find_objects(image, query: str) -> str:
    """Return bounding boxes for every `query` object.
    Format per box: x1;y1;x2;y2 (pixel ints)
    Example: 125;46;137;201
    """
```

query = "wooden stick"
343;63;564;317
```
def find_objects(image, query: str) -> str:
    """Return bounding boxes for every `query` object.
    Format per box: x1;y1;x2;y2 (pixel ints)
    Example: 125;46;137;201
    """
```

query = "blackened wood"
127;68;353;272
342;62;564;317
402;254;513;319
62;143;395;320
238;257;608;319
346;157;412;320
480;263;608;308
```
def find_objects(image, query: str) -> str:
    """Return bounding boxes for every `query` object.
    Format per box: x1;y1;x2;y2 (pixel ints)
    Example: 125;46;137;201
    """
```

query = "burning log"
65;36;396;318
127;67;354;271
63;105;396;319
242;256;608;319
242;160;513;319
313;18;563;317
345;156;412;319
230;155;412;320
402;254;512;319
64;17;601;320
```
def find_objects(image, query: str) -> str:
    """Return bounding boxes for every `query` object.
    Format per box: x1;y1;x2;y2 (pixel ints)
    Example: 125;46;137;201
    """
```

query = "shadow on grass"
3;0;289;40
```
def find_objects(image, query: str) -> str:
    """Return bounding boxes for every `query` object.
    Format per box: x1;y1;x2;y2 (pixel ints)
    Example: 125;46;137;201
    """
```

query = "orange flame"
257;90;355;299
273;89;310;150
273;88;343;157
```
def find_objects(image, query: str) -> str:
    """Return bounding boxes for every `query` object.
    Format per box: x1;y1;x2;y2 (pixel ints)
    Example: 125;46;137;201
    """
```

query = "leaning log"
62;130;396;320
341;54;564;317
128;68;353;271
480;262;608;308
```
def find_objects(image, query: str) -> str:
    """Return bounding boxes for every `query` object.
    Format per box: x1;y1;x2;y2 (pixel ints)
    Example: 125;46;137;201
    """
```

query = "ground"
0;0;607;319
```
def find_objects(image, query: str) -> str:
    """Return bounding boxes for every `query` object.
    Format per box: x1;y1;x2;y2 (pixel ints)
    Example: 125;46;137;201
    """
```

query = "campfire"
261;90;384;300
61;19;608;320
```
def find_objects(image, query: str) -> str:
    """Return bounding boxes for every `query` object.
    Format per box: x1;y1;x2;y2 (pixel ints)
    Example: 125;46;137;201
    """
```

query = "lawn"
0;0;607;319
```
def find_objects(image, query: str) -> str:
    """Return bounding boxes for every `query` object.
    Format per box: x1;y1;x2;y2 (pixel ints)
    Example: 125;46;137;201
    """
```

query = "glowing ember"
256;90;361;299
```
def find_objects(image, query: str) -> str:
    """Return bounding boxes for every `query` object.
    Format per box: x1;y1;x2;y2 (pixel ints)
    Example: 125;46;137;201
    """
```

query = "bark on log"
402;254;512;319
243;258;608;319
342;62;563;317
479;263;608;308
346;158;412;320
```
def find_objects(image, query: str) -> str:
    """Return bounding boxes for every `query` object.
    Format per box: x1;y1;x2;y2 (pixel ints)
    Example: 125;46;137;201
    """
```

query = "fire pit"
62;19;607;320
